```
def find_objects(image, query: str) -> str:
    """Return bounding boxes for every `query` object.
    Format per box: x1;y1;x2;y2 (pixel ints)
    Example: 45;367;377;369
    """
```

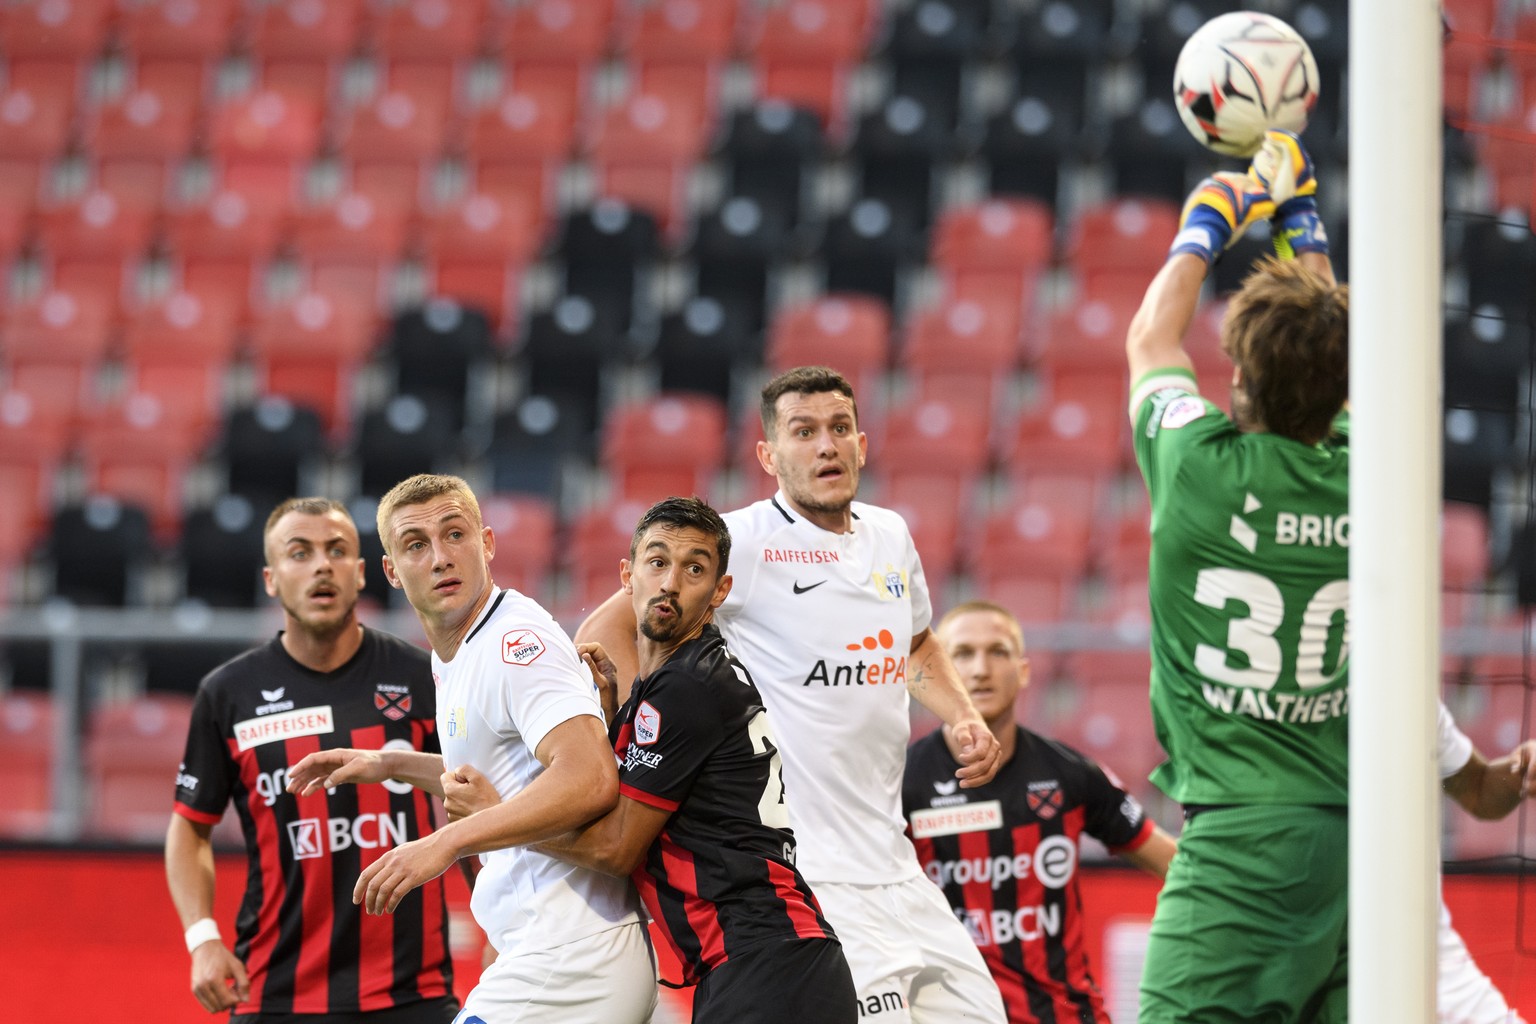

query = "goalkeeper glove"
1169;172;1275;266
1249;129;1328;259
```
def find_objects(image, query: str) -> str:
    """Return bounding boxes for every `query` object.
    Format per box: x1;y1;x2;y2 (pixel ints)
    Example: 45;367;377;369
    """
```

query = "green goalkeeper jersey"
1131;368;1349;807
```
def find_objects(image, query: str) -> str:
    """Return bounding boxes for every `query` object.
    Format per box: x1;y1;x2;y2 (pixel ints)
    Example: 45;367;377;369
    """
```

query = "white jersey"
433;587;641;957
1438;699;1475;779
717;493;931;885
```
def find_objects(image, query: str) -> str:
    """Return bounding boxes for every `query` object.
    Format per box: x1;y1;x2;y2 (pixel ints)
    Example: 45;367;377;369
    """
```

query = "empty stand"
0;691;56;839
221;398;326;507
353;395;460;499
48;497;154;607
84;693;195;844
653;296;760;403
600;394;728;504
180;494;268;609
481;493;558;601
485;393;592;500
766;295;891;395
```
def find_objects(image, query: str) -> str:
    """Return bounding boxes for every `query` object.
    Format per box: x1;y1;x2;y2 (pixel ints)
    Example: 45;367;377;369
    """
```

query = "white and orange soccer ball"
1172;10;1319;158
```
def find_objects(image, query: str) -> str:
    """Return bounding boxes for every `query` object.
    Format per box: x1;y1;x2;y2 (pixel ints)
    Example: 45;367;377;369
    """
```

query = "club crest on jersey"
374;682;412;721
447;706;467;739
501;629;546;667
1026;781;1063;820
871;565;907;601
634;701;661;745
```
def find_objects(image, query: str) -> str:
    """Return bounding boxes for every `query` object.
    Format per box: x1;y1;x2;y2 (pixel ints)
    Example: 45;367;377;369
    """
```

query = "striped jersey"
613;624;837;985
172;628;453;1016
903;727;1153;1024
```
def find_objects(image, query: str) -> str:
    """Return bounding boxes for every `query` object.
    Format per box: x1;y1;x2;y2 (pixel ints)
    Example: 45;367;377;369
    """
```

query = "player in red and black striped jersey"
481;497;855;1023
165;498;457;1023
903;602;1177;1024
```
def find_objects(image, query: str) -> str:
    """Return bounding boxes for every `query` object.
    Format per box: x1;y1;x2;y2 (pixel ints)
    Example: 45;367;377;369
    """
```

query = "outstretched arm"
1126;253;1204;390
908;628;1001;788
353;715;620;913
1444;741;1536;821
166;814;249;1013
287;747;448;798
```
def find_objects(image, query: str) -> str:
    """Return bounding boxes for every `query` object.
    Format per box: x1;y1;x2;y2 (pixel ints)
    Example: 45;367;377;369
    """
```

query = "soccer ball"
1172;11;1319;158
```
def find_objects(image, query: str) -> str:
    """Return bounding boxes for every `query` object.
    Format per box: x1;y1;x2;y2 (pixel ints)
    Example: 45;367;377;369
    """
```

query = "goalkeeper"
1125;131;1352;1024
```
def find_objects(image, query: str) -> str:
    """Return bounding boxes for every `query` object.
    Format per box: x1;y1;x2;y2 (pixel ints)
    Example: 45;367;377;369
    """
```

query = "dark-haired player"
904;601;1175;1022
453;496;856;1023
166;497;457;1022
1126;131;1351;1023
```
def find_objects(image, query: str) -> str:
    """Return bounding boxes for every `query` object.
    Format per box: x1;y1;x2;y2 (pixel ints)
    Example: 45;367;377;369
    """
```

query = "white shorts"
454;921;657;1024
812;875;1005;1024
1439;899;1526;1024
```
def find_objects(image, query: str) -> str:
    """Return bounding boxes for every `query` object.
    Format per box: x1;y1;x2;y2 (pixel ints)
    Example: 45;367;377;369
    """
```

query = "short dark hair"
1222;257;1349;443
760;365;858;438
629;496;732;578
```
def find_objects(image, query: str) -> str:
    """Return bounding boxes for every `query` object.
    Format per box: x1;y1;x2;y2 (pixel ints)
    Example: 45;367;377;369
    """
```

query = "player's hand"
1170;172;1275;265
950;719;1003;788
287;748;389;797
442;763;501;823
1247;128;1316;207
1510;741;1536;800
189;940;249;1013
354;833;456;914
577;641;620;723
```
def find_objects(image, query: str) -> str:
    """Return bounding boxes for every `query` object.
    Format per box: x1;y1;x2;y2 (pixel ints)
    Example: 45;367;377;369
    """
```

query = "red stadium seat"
79;394;211;536
164;186;288;261
601;394;729;504
1037;293;1140;376
881;471;969;590
0;362;83;464
499;0;615;107
248;0;366;60
84;694;195;844
0;59;80;160
625;0;739;64
972;475;1099;584
375;0;490;60
766;295;891;391
0;692;56;839
0;458;61;569
976;574;1077;629
337;70;456;163
88;64;204;161
880;395;991;479
465;85;579;173
481;493;557;600
1067;198;1182;290
560;499;653;619
1046;677;1163;796
121;285;242;370
288;189;413;264
930;198;1054;317
1096;490;1152;584
36;185;157;260
0;157;43;255
588;90;711;236
901;295;1023;377
118;0;238;59
1071;579;1154;684
209;87;323;161
1442;502;1490;591
2;285;116;368
748;0;874;134
1004;371;1126;477
250;290;378;435
0;0;111;58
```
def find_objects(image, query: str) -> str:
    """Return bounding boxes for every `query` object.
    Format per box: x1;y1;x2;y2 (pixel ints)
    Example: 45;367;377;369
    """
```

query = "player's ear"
381;554;403;590
262;565;277;598
857;431;867;466
619;558;634;593
481;525;495;567
1018;655;1031;691
352;557;366;591
710;573;732;608
755;438;776;476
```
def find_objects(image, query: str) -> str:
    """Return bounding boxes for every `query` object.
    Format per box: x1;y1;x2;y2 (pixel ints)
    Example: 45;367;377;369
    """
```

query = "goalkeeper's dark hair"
760;366;858;438
1222;257;1348;444
630;496;732;579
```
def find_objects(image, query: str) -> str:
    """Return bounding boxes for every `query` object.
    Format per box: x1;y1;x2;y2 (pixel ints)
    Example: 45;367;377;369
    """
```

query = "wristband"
185;918;221;953
1272;196;1329;259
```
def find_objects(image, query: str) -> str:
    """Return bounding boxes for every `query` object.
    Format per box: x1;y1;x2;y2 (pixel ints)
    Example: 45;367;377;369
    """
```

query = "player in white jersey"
580;366;1006;1022
287;474;655;1024
1437;699;1535;1024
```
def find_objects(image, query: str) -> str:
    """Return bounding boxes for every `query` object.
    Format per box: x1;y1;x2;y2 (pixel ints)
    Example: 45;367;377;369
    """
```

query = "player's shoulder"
850;500;912;539
361;626;431;666
1020;727;1113;784
198;637;285;696
723;496;792;540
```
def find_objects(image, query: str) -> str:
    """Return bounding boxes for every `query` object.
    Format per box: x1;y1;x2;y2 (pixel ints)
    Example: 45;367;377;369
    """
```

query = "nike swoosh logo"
792;581;826;594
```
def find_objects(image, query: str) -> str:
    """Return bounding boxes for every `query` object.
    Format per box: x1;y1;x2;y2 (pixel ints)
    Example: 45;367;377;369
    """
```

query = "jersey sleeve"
1129;369;1232;501
616;667;723;812
1437;701;1475;779
1073;752;1154;853
173;680;233;825
494;620;605;760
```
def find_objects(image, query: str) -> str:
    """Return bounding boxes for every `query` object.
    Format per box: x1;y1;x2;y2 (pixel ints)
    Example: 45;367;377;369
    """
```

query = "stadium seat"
930;198;1054;312
690;195;793;331
118;0;238;59
1096;490;1153;584
625;0;739;67
163;186;288;263
375;0;489;59
180;494;268;609
1458;216;1536;320
852;94;952;230
2;285;117;369
879;396;991;481
78;394;211;537
464;85;579;212
485;393;593;500
977;574;1077;630
48;497;155;606
1104;97;1210;203
250;289;379;435
886;0;987;131
0;361;84;460
0;1;111;58
901;295;1024;381
353;394;461;499
209;87;323;162
337;70;455;164
880;471;969;590
719;102;825;230
520;295;626;430
1445;307;1526;417
766;294;891;395
982;88;1080;205
653;295;760;403
0;691;56;839
88;61;205;161
481;493;558;601
248;0;366;59
1046;676;1164;797
553;201;662;334
1443;406;1515;509
84;694;196;844
121;285;242;371
971;475;1099;585
497;0;616;107
587;90;711;238
561;499;654;619
1004;371;1127;477
600;394;729;505
36;186;158;261
385;301;496;430
821;197;922;307
1443;502;1491;592
748;0;875;134
220;397;327;506
1036;292;1141;375
346;494;397;609
1066;198;1183;293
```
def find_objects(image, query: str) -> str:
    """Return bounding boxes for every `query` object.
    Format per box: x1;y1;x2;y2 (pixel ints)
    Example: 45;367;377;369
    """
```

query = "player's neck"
421;585;494;663
635;619;709;678
782;495;854;535
282;619;364;674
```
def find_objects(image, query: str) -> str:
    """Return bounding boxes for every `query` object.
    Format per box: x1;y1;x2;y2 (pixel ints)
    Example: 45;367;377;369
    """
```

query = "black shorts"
230;995;459;1024
693;937;856;1024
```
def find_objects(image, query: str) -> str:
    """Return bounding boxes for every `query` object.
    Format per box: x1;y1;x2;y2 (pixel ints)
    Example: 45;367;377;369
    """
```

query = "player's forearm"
165;814;218;927
575;591;641;698
534;814;637;877
1126;253;1203;386
437;757;619;858
1299;249;1335;285
906;630;984;728
383;749;450;796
